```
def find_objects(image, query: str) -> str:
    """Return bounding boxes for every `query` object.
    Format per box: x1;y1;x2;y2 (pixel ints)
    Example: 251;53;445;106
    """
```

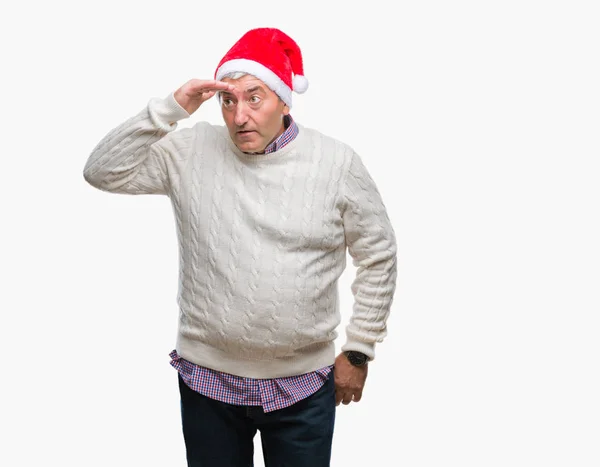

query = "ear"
282;103;290;116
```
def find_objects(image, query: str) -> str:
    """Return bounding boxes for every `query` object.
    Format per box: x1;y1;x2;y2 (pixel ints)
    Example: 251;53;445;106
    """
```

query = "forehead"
221;75;274;95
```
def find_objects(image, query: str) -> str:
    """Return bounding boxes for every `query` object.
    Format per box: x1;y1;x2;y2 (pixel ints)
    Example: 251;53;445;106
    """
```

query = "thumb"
201;90;217;104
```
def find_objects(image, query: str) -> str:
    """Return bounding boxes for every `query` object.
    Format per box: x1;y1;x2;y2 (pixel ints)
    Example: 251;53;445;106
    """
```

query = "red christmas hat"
214;28;308;108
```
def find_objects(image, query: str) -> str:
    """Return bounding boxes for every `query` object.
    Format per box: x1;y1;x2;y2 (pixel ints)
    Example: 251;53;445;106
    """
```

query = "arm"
82;93;191;195
82;80;235;195
340;152;398;361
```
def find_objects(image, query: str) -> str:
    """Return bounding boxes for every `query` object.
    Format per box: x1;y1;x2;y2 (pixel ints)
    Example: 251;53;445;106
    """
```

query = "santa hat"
214;28;308;108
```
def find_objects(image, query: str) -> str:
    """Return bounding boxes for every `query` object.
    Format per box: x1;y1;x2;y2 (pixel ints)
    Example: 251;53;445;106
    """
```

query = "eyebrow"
244;85;266;94
220;85;266;99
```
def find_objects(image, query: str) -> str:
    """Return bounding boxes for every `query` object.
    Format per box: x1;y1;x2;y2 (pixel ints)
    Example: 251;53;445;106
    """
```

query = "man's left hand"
334;352;368;406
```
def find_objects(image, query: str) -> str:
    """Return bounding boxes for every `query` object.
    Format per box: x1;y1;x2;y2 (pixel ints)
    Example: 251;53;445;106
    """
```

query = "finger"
342;393;353;405
335;389;343;406
194;87;230;98
200;91;216;102
213;79;236;89
353;390;363;403
191;80;235;93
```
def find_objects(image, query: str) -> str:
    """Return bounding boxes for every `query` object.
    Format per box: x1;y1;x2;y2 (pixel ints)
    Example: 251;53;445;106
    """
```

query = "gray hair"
221;71;248;80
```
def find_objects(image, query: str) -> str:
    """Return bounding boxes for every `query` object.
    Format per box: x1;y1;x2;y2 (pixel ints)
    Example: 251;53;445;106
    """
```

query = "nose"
233;102;249;127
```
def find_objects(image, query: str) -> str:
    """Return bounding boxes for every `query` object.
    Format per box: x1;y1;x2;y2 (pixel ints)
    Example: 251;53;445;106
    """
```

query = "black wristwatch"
344;351;369;366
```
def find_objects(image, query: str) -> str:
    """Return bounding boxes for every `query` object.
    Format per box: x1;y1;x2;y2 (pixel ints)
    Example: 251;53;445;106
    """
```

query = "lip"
236;130;257;140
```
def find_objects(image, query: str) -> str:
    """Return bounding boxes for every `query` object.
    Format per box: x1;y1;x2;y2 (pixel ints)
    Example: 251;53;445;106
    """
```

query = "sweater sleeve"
340;152;398;361
83;92;192;196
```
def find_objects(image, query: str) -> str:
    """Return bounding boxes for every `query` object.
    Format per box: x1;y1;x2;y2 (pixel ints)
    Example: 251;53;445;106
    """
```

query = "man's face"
220;75;290;154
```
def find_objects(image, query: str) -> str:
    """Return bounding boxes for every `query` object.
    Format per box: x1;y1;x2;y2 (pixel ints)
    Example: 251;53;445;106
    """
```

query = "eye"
222;98;234;108
249;95;261;104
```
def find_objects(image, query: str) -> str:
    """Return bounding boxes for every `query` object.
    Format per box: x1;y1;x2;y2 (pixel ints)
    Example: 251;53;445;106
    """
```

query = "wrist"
344;350;369;367
148;93;190;132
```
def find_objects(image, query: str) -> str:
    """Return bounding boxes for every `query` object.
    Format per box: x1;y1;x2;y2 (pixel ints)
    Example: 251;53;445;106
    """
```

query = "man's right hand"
173;79;235;115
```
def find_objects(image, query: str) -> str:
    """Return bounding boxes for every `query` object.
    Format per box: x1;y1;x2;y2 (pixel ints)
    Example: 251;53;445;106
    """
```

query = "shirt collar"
264;114;299;154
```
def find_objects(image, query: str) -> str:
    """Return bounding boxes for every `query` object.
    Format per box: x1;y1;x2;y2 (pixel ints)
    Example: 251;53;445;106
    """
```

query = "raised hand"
173;79;235;115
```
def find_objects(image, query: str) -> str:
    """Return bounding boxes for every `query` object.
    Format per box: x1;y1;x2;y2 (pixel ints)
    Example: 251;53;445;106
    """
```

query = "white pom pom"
293;75;309;93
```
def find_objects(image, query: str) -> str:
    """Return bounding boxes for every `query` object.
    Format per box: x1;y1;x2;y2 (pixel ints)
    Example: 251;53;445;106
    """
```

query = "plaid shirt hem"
170;350;333;412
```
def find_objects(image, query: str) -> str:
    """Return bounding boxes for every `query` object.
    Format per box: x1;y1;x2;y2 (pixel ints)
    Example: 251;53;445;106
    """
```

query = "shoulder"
189;121;225;139
297;124;356;164
153;121;230;158
165;121;227;146
296;126;381;196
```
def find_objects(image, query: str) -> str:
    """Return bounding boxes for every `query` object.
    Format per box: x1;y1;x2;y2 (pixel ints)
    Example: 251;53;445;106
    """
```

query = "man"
83;27;397;466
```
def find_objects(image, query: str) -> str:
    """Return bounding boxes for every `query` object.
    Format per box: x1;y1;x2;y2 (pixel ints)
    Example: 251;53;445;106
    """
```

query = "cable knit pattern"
83;93;397;378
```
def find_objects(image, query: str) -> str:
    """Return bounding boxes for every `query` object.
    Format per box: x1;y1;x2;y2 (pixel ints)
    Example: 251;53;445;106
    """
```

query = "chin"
237;143;254;152
237;142;264;154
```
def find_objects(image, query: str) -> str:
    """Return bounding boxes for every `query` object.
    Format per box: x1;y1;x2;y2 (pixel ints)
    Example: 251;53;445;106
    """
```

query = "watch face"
347;351;367;366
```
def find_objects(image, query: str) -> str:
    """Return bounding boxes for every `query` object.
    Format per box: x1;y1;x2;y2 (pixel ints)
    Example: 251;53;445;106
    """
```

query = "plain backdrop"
1;0;599;466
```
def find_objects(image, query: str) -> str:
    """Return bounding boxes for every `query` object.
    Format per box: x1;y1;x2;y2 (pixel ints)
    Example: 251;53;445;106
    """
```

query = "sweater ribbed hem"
176;333;336;379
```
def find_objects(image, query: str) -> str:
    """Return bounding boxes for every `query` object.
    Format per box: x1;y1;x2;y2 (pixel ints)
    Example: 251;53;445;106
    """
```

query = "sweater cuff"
341;338;376;362
147;92;190;132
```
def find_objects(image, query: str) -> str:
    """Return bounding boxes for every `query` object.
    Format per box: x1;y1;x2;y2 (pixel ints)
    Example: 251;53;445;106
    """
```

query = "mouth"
236;130;257;141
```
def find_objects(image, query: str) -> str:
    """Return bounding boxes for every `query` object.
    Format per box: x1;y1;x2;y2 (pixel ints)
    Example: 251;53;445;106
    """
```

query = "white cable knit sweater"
83;93;397;378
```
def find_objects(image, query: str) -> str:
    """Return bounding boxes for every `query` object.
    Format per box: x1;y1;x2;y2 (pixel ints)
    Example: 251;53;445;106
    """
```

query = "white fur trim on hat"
215;58;293;108
293;75;309;93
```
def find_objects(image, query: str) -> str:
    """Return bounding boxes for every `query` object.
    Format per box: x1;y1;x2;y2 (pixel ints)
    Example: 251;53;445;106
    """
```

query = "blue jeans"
178;370;336;467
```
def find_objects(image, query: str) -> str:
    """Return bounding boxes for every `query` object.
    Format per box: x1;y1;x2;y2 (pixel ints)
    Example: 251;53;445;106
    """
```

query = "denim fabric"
178;368;336;467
